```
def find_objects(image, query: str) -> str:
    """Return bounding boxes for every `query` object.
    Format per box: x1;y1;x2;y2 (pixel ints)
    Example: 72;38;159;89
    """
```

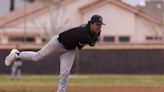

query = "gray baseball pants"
18;35;75;92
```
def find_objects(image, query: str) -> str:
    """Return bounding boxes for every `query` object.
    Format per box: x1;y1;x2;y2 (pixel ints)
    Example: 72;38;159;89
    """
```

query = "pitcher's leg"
57;50;75;92
5;35;59;66
19;51;44;62
19;35;60;62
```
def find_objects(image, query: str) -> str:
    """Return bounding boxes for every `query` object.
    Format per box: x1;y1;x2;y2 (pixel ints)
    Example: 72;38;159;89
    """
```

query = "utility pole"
23;0;35;3
162;0;164;41
10;0;15;12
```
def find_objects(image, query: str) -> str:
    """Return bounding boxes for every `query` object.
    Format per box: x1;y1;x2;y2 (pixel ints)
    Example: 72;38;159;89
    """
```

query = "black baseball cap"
90;15;105;25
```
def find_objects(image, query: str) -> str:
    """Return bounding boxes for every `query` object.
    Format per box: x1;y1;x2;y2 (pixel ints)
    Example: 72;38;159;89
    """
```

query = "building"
0;0;163;49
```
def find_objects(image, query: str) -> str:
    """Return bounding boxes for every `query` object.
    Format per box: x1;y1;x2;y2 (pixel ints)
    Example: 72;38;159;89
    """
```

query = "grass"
1;74;164;92
0;74;164;87
69;74;164;87
0;75;58;86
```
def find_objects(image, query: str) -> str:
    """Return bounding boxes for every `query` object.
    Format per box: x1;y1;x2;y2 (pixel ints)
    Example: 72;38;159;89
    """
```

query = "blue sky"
123;0;140;6
0;0;141;16
0;0;25;16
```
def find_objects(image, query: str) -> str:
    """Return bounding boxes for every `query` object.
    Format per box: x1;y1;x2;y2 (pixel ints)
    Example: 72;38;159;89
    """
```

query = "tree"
32;0;70;40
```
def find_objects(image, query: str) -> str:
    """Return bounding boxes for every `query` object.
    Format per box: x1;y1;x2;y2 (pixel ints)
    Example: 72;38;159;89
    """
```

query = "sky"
0;0;26;16
123;0;141;6
0;0;141;16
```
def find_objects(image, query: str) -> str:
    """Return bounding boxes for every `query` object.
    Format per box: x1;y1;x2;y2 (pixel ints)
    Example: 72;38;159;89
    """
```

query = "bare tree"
32;0;70;40
10;0;71;41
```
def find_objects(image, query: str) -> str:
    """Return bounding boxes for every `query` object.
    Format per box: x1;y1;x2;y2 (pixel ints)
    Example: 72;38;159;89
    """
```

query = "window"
154;37;162;40
42;38;47;43
119;36;130;42
103;36;115;42
146;36;162;41
9;36;35;43
146;36;153;40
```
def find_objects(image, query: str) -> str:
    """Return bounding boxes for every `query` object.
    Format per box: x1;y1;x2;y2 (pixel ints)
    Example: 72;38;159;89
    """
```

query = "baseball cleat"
5;49;19;66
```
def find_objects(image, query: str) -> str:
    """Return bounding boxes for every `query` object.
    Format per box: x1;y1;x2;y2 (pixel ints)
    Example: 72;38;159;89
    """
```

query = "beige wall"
82;4;135;43
134;16;163;43
83;4;135;33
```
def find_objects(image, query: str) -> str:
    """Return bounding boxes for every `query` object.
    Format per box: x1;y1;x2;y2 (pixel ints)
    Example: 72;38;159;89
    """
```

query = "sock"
16;52;20;60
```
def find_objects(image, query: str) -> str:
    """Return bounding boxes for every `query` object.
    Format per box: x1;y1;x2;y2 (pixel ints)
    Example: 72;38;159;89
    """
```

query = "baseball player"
11;60;22;80
4;14;105;92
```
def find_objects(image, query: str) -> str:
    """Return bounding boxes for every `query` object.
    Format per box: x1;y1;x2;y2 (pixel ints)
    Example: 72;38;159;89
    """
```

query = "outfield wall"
1;48;164;74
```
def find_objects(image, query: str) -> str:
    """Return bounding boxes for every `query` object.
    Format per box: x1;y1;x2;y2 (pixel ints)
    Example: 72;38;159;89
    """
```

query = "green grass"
0;75;58;86
0;74;164;87
69;74;164;87
1;74;164;92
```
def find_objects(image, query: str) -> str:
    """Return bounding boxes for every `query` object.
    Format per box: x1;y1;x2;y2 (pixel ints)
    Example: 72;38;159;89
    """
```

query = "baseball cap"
90;15;105;25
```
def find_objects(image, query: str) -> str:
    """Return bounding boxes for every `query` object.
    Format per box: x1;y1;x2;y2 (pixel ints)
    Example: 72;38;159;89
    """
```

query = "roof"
79;0;162;25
